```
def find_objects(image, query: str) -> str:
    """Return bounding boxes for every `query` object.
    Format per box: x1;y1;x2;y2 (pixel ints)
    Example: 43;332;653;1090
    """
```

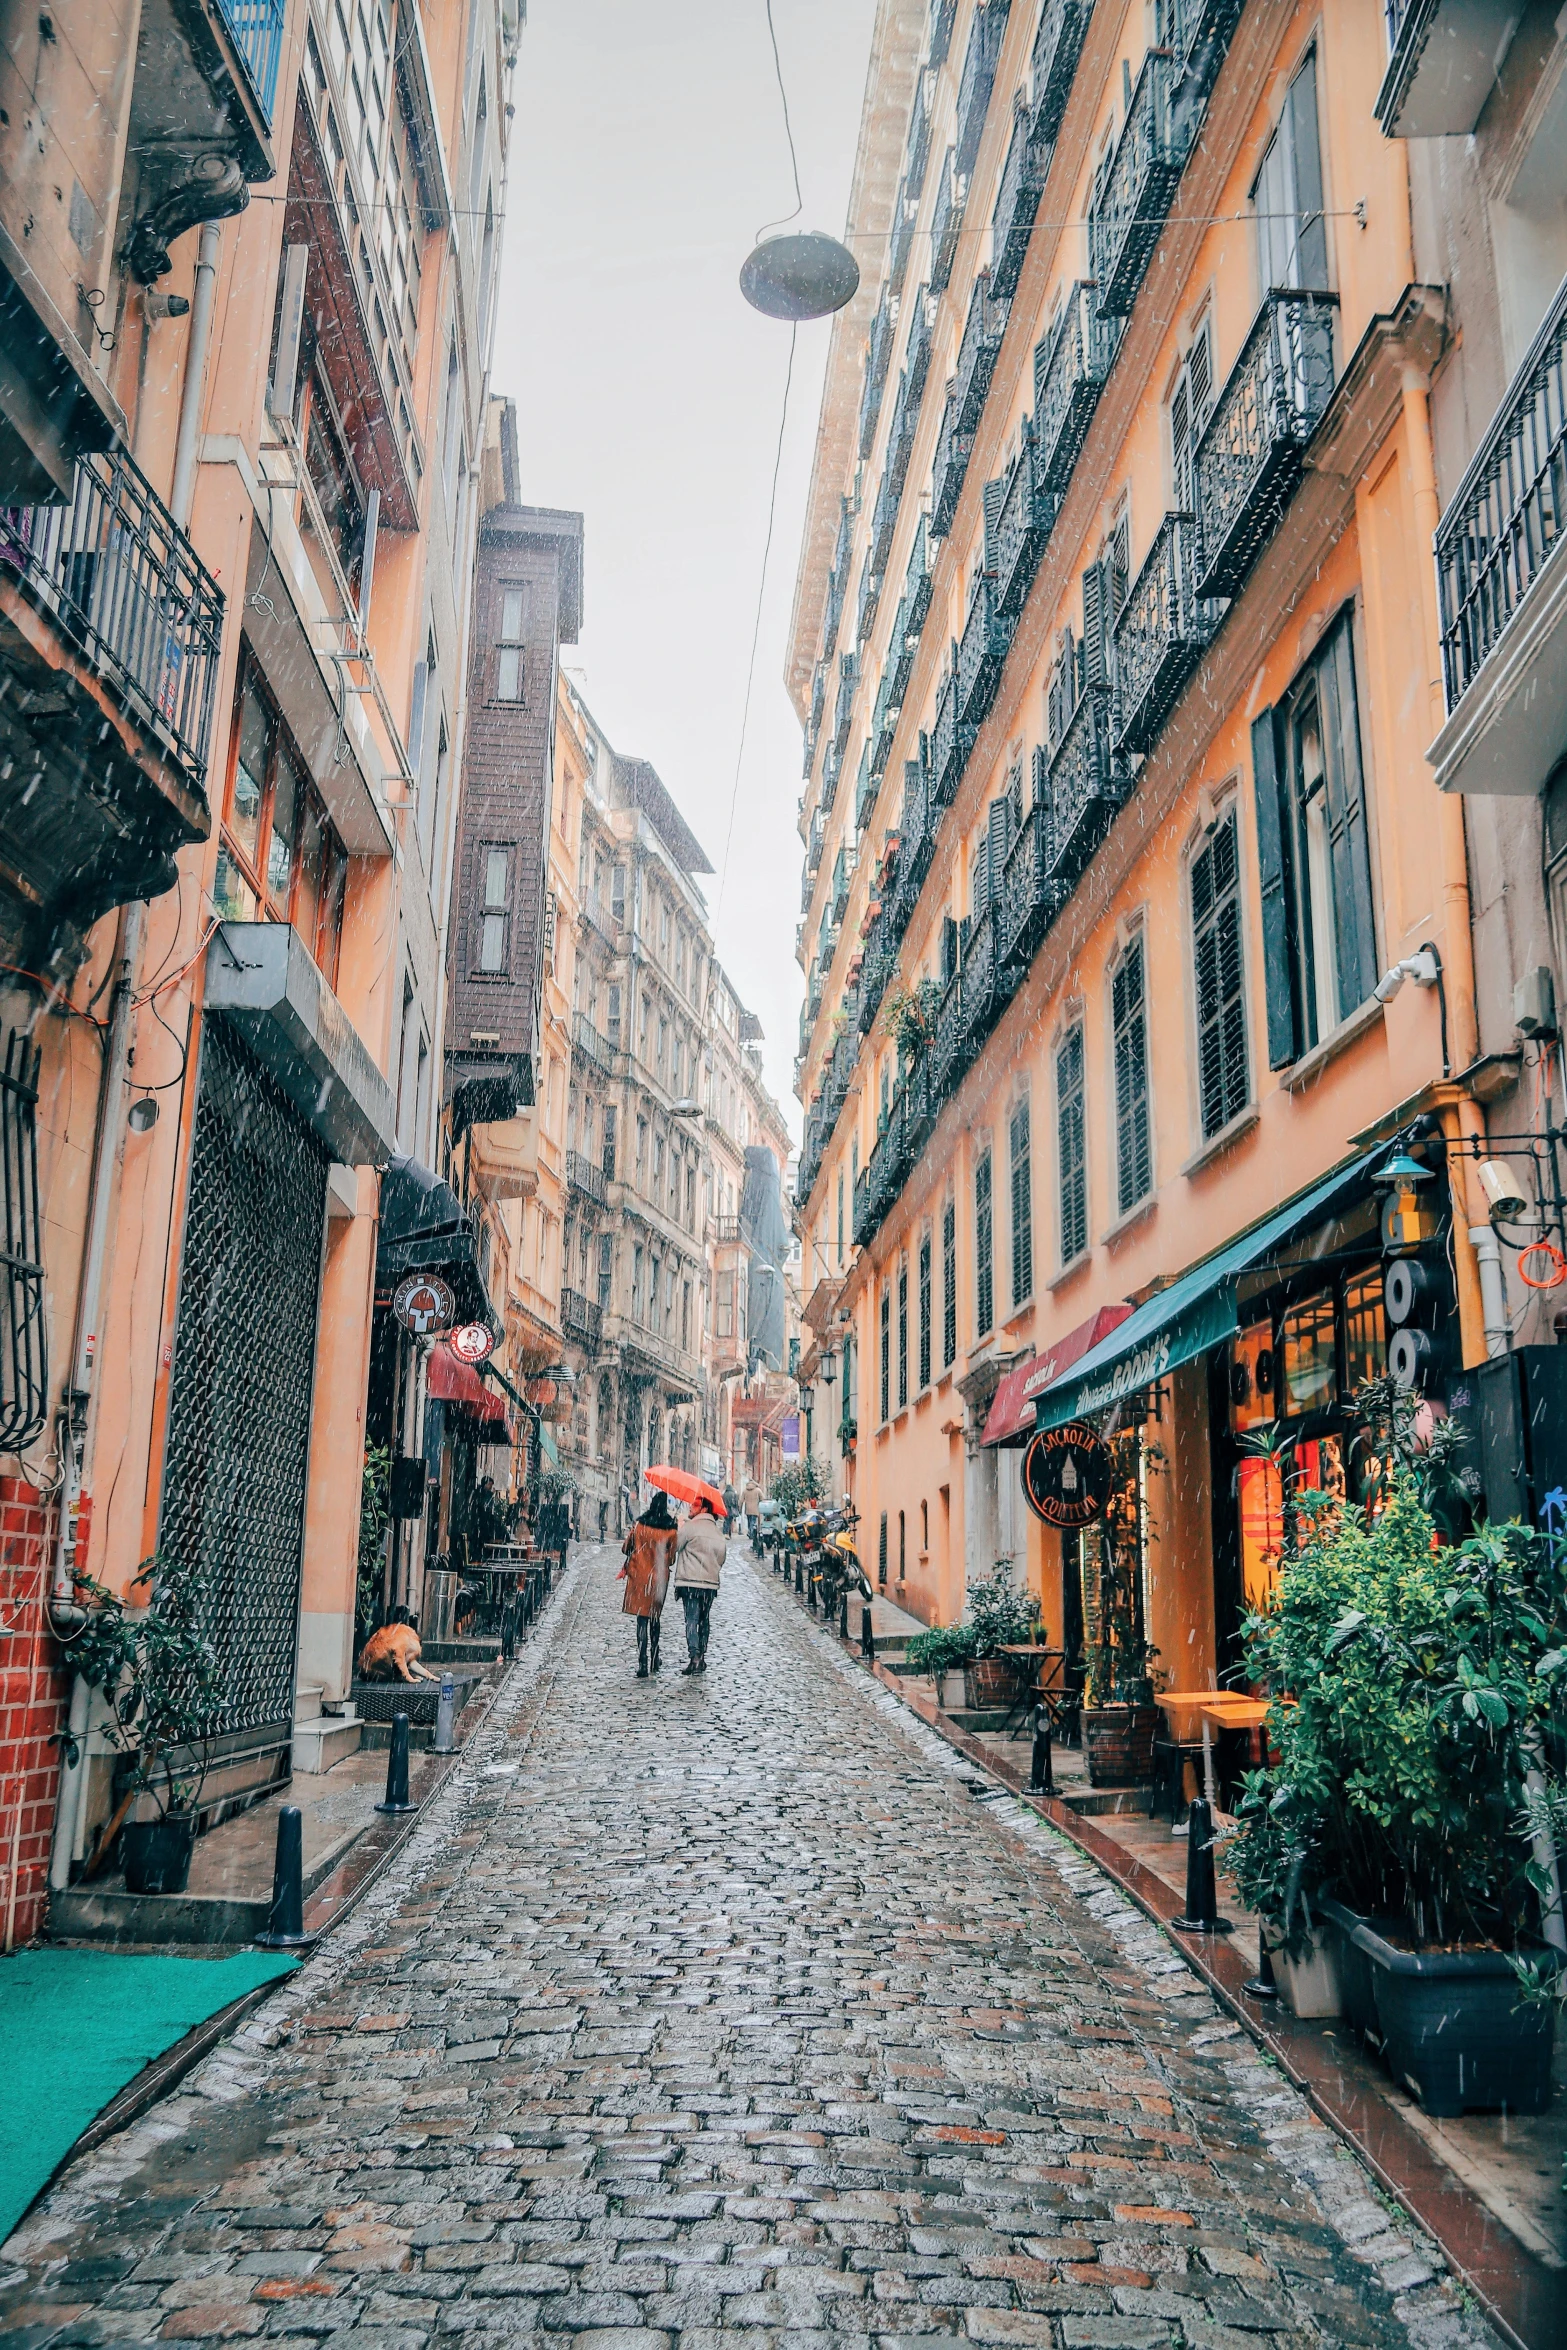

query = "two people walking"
619;1487;726;1676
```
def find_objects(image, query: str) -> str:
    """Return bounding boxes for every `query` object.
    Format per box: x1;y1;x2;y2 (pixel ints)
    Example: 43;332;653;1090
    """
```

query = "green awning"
1033;1147;1380;1432
539;1423;560;1467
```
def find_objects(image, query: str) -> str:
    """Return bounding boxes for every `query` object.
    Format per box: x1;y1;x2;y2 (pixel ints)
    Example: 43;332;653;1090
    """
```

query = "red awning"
426;1341;508;1424
980;1305;1135;1447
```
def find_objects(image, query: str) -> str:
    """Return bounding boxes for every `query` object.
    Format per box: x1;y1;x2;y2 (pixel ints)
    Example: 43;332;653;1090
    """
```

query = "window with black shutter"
898;1255;909;1409
942;1194;957;1367
918;1228;932;1390
878;1510;888;1585
1192;808;1250;1138
1009;1096;1033;1308
975;1147;993;1336
1112;939;1152;1215
1057;1024;1087;1263
880;1283;891;1422
1170;325;1213;512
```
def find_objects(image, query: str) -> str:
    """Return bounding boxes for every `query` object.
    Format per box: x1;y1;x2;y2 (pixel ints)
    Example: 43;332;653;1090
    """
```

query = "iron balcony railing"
954;269;1009;436
871;666;900;777
833;652;858;752
800;866;814;914
218;0;285;124
870;444;903;577
809;660;827;738
929;661;971;807
929;0;958;69
1034;282;1117;499
994;425;1054;617
0;447;223;792
903;514;933;636
821;740;841;812
579;884;620;943
956;574;1012;729
1047;684;1121;881
711;1213;751;1248
1435;268;1567;714
855;555;880;648
562;1287;603;1350
857;916;895;1034
996;797;1055;975
854;744;878;835
930;967;966;1102
907;67;934;195
1112;512;1219;753
955;0;1006;176
571;1012;618;1075
806;813;824;874
930;148;966;294
905;285;935;406
832;844;855;922
960;905;999;1052
1031;0;1095;144
1087;48;1180;316
888;190;918;295
859;286;899;462
991;101;1048;300
900;758;932;891
566;1150;608;1209
1194;289;1338;600
931;387;975;538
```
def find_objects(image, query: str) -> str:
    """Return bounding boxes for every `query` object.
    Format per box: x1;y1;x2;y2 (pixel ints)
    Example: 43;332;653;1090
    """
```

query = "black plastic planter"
1321;1896;1557;2118
121;1811;198;1895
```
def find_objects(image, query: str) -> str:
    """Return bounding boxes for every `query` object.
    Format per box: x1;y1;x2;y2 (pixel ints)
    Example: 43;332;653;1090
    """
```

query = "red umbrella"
645;1464;727;1515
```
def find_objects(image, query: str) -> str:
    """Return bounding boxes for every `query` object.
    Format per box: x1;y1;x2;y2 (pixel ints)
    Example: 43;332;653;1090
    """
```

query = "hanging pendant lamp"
740;230;860;321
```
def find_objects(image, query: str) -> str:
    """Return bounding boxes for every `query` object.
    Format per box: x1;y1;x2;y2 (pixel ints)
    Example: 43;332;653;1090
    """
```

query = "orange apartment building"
789;0;1522;1692
0;0;518;1944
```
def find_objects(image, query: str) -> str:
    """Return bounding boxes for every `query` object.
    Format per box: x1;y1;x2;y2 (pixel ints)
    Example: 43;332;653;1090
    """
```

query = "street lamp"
740;232;859;321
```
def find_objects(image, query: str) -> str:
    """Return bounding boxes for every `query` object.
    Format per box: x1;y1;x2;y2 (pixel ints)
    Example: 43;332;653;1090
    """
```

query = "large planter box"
1321;1895;1557;2118
963;1656;1015;1710
1263;1916;1342;2019
1083;1703;1158;1788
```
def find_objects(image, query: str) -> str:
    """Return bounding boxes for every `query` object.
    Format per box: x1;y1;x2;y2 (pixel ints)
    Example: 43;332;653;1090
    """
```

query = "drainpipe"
1466;1221;1510;1361
48;901;145;1891
169;222;222;532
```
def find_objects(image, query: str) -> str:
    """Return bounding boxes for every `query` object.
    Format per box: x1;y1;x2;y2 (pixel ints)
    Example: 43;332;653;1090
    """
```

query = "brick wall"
0;1477;83;1949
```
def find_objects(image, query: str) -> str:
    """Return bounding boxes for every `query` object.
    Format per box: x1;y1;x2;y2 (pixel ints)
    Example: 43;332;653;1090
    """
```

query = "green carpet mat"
0;1945;298;2245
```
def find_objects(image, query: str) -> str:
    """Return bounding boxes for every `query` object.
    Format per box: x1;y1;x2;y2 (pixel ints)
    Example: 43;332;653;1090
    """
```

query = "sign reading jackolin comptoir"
1021;1420;1111;1528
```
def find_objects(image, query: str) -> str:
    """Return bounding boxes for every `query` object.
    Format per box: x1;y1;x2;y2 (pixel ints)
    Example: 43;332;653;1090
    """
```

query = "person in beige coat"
672;1496;726;1674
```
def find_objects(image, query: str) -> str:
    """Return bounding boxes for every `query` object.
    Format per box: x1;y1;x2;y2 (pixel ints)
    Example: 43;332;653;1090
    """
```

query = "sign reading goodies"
1021;1420;1110;1527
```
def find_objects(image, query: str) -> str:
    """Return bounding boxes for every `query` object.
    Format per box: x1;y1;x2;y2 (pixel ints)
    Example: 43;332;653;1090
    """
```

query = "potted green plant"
906;1620;977;1710
959;1560;1036;1710
69;1554;222;1897
1228;1381;1567;2112
1081;1443;1160;1785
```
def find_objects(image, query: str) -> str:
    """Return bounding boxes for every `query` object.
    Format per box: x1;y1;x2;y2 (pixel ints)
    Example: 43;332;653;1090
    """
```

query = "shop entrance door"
159;1015;328;1766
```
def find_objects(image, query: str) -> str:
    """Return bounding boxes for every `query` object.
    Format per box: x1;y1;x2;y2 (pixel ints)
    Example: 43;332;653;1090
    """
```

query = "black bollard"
1029;1706;1055;1796
839;1589;849;1640
794;1555;803;1596
1243;1925;1279;2001
1171;1797;1232;1933
860;1602;875;1664
375;1710;418;1816
255;1806;314;1949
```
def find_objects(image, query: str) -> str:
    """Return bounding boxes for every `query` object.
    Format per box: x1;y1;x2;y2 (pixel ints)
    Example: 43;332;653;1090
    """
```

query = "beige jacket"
673;1510;726;1590
741;1480;762;1514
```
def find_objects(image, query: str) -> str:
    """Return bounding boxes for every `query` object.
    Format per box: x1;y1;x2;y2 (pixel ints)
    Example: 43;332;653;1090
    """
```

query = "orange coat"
619;1522;675;1617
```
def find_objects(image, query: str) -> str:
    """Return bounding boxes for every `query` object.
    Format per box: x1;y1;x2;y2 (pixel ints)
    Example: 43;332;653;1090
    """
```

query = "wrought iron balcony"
571;1013;618;1077
1375;0;1495;139
0;446;223;791
954;270;1009;436
800;866;814;914
905;286;935;410
903;515;933;637
831;845;854;924
1112;513;1219;753
888;191;918;296
991;102;1048;300
1087;49;1180;317
907;69;934;196
1031;0;1094;144
956;576;1012;729
859;286;900;461
870;455;902;580
855;555;881;648
960;904;999;1052
900;757;931;891
566;1150;608;1209
822;741;841;812
1166;0;1244;140
833;652;858;752
929;966;966;1102
1034;282;1116;499
871;667;901;777
809;660;827;738
930;149;966;295
1194;290;1338;600
1436;269;1567;716
955;0;1006;176
1047;683;1121;881
806;812;824;874
218;0;286;124
929;662;972;807
855;745;880;835
931;388;975;539
562;1288;603;1350
996;798;1065;974
929;0;958;69
994;426;1054;617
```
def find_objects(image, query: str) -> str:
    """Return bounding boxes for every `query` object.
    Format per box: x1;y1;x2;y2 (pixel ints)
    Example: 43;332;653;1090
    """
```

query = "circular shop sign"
448;1321;497;1365
1022;1420;1111;1528
392;1272;455;1335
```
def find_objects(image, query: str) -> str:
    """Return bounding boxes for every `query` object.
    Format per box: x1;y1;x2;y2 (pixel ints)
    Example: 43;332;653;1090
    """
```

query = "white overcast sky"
491;0;879;1141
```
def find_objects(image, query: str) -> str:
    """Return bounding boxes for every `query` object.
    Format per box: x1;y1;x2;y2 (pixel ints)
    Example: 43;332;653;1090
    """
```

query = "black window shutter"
1318;615;1378;1014
988;795;1010;887
1251;706;1300;1068
1081;561;1107;690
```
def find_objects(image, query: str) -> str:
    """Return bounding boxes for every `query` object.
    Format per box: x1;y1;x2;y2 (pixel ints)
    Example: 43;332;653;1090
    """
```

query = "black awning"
375;1156;495;1327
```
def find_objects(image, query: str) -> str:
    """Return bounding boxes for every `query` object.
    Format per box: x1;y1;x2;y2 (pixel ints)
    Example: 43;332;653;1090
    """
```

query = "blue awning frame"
1032;1147;1382;1433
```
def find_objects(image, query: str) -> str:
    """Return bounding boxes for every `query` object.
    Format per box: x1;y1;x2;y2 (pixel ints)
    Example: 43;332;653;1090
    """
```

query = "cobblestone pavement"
2;1545;1503;2350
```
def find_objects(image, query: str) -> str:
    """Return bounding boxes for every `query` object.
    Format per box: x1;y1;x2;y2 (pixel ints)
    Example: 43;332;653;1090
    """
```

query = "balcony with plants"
1031;0;1095;143
1193;289;1338;599
1112;513;1221;754
931;387;976;539
1087;49;1181;317
991;100;1048;300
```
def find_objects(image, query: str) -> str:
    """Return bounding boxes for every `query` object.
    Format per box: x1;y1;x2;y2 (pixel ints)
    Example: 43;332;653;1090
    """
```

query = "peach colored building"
0;0;518;1942
789;1;1505;1729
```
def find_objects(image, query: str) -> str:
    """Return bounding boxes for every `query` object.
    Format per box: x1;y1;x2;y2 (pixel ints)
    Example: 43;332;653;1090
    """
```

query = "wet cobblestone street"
1;1547;1504;2350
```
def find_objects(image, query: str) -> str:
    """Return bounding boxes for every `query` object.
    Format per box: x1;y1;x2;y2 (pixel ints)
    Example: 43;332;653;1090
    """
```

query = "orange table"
1198;1698;1270;1805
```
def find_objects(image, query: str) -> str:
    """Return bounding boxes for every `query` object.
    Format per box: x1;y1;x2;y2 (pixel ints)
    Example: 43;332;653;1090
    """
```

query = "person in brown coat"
619;1488;676;1676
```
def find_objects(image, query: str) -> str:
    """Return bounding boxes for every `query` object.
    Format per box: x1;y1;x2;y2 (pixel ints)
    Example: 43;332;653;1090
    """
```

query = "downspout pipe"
169;221;222;532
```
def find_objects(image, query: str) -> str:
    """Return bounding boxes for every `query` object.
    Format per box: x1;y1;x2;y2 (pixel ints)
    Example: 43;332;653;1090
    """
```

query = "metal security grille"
159;1016;327;1740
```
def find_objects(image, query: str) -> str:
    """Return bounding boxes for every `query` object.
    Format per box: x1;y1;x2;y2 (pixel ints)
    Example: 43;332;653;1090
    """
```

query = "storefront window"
1238;1453;1284;1616
1281;1290;1336;1417
1342;1268;1386;1395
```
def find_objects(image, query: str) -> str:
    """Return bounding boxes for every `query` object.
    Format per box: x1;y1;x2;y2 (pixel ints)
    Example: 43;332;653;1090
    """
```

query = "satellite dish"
740;231;860;321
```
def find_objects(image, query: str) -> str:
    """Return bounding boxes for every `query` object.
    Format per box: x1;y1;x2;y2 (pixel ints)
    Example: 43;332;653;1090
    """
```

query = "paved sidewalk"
1;1545;1503;2349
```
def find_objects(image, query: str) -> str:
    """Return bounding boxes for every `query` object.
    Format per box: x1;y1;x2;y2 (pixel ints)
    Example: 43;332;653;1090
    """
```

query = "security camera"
1374;945;1441;1004
1476;1159;1529;1222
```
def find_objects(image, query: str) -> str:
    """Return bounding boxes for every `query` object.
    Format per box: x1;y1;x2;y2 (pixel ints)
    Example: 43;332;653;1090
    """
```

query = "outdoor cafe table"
1155;1690;1269;1809
997;1645;1067;1738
